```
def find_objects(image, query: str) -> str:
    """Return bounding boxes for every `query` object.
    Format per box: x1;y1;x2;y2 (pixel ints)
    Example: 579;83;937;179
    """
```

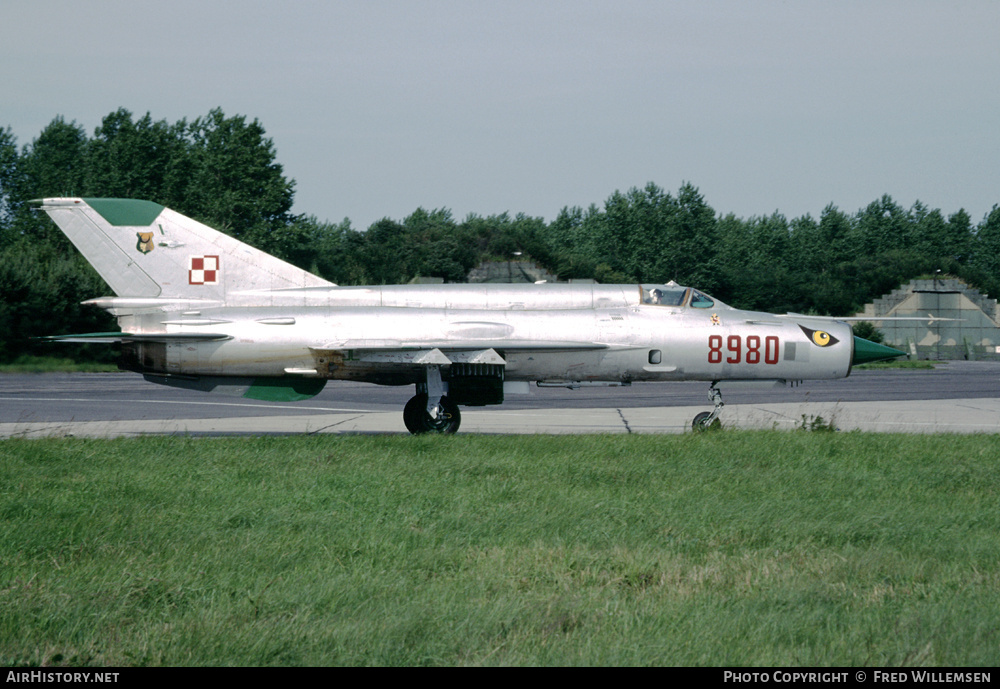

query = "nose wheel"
692;383;723;431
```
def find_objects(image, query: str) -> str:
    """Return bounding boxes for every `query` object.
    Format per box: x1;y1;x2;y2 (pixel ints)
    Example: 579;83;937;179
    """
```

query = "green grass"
2;433;999;666
0;356;119;373
854;359;938;370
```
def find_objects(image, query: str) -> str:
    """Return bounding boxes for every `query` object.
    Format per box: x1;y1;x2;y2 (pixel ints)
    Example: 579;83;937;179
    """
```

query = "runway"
2;361;999;437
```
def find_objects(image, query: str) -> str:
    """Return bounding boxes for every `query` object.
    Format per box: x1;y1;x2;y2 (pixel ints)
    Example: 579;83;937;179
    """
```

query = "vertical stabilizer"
35;197;333;299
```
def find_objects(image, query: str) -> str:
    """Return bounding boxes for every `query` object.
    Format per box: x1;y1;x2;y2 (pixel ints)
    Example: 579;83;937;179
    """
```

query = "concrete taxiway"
2;398;999;438
2;361;999;437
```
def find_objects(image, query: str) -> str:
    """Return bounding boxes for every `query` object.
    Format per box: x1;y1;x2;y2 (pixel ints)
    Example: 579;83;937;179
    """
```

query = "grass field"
2;432;998;666
0;356;119;374
853;360;937;370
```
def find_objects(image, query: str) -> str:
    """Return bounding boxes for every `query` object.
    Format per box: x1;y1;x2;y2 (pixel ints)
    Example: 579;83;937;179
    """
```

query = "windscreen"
690;289;714;308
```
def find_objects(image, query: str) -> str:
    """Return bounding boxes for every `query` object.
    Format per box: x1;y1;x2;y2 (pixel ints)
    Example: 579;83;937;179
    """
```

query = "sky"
3;0;998;230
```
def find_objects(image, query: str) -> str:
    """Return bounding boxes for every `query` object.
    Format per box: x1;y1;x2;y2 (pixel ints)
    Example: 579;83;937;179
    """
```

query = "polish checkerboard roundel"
189;255;220;285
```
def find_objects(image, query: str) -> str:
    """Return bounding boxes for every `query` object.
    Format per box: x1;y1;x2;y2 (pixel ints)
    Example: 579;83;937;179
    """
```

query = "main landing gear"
404;365;462;434
692;383;723;431
403;394;461;434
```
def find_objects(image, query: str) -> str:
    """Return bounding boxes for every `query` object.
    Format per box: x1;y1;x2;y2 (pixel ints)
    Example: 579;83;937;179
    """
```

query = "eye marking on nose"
799;325;839;347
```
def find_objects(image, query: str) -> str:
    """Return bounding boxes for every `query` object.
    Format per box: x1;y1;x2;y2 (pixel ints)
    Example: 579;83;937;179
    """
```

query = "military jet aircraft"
34;197;905;433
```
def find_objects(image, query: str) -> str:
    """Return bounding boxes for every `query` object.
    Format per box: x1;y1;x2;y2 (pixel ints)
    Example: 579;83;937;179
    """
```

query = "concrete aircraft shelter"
856;278;1000;361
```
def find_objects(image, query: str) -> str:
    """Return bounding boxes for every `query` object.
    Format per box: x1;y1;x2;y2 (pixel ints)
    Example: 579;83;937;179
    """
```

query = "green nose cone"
852;336;907;366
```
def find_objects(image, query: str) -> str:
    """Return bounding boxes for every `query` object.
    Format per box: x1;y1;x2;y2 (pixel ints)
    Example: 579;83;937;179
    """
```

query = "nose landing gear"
692;383;723;431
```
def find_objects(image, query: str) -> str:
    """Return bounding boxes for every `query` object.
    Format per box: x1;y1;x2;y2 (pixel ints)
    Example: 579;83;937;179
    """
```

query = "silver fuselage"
110;283;854;386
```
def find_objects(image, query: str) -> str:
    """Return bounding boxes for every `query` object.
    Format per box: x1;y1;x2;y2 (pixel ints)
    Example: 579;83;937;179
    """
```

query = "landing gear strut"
404;365;462;434
692;383;723;431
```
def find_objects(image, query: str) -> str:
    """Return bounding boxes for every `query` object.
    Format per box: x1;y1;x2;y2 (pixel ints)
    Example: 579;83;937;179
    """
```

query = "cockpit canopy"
640;284;717;309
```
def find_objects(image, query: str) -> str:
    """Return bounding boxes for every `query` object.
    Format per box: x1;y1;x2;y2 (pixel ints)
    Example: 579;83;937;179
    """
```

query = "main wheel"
403;394;427;434
692;410;721;431
403;394;461;434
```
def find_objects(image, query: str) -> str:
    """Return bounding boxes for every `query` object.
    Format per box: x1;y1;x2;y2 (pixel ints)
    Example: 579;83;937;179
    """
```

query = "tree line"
1;108;999;363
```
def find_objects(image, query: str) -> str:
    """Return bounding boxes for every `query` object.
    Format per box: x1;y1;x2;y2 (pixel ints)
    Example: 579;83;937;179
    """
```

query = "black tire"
403;394;461;434
403;394;427;434
692;410;721;431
